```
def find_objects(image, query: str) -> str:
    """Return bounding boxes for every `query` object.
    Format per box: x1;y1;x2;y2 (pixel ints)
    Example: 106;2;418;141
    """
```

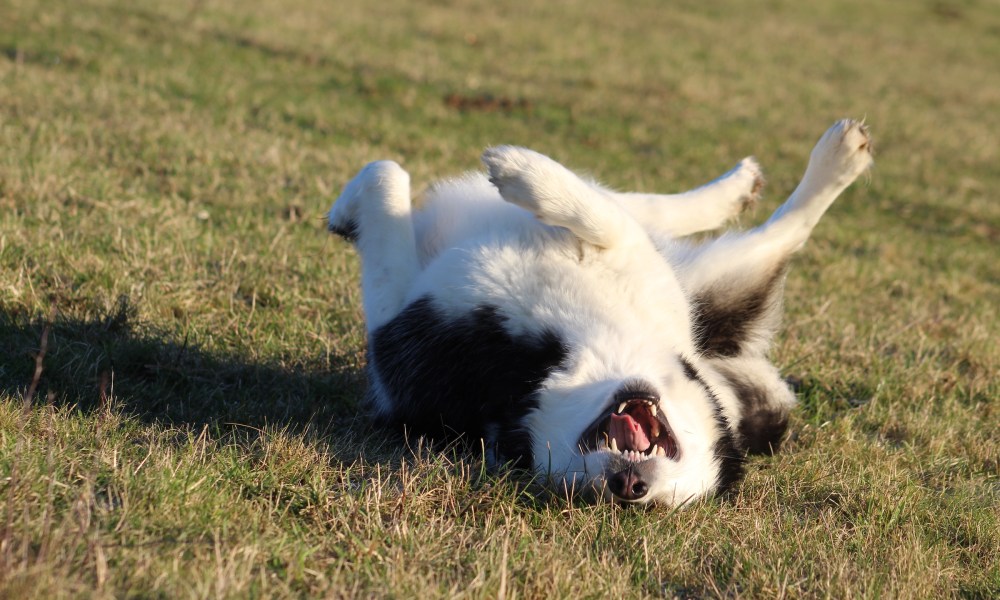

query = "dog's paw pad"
482;146;551;212
811;119;874;175
844;121;875;155
734;156;765;211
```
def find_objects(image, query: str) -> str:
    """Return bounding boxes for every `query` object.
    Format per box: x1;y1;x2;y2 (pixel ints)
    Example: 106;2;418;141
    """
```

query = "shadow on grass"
0;296;364;433
0;297;573;511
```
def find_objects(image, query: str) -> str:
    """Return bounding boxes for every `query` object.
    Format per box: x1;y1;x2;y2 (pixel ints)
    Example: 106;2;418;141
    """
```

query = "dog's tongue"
609;413;651;452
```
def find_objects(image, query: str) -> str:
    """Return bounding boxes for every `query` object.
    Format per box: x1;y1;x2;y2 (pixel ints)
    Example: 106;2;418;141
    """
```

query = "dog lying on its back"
329;120;873;506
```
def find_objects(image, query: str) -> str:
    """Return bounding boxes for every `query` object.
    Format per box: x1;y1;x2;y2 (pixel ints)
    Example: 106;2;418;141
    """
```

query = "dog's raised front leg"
676;120;872;454
673;119;872;366
482;146;646;249
328;161;420;332
764;120;873;236
616;157;765;237
679;120;873;296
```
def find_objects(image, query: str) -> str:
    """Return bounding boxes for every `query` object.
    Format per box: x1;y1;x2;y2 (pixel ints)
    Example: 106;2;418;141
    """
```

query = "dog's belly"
367;231;695;465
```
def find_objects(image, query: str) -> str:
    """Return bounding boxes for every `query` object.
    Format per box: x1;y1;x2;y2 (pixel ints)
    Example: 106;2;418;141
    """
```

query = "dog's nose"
609;466;648;501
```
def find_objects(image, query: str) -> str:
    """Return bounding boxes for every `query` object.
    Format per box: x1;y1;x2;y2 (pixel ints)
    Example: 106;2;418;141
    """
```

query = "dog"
328;120;872;506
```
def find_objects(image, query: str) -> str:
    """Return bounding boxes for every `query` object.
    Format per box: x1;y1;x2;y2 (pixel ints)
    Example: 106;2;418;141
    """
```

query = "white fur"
329;120;873;506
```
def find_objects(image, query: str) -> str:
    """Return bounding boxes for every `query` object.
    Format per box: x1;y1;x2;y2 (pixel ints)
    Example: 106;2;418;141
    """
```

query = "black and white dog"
328;120;872;506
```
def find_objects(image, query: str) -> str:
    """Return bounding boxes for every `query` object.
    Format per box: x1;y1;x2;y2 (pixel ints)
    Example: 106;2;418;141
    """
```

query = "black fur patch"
680;359;745;495
370;296;568;468
718;368;790;455
711;410;745;496
692;265;787;358
679;356;699;381
328;218;359;243
738;408;789;455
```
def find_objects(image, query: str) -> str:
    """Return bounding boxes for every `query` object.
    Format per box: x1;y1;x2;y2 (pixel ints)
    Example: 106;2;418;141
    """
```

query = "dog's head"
581;371;743;505
525;356;745;507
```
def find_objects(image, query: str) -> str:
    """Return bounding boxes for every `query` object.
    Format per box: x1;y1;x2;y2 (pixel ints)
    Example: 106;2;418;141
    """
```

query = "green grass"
1;0;998;597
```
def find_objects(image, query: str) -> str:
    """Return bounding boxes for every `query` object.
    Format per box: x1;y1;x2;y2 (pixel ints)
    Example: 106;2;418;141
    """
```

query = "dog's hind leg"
615;157;765;237
482;146;649;250
328;161;420;332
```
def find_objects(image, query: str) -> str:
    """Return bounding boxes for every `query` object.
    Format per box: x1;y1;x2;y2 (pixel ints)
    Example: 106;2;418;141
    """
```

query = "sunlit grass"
1;0;997;597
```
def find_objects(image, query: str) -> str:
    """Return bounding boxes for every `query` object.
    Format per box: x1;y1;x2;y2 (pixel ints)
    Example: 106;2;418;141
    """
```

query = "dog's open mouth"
578;395;679;461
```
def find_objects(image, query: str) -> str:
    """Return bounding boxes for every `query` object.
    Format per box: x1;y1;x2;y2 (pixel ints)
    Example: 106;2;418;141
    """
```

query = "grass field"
2;0;998;597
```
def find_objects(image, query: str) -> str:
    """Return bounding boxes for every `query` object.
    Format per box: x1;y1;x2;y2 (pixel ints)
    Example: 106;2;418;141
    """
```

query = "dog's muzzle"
578;390;680;502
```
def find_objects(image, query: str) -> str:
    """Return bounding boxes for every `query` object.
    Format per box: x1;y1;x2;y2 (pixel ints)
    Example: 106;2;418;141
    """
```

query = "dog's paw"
731;156;765;213
807;119;874;186
484;145;637;248
481;145;555;215
328;160;409;241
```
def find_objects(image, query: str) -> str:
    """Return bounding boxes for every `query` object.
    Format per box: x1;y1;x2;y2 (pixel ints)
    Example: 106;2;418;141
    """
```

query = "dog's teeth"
655;445;665;457
610;438;619;453
617;402;627;414
650;405;657;416
650;421;660;438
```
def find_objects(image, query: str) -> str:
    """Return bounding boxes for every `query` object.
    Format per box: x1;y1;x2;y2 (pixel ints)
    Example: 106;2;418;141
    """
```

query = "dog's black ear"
690;263;788;359
710;359;795;455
